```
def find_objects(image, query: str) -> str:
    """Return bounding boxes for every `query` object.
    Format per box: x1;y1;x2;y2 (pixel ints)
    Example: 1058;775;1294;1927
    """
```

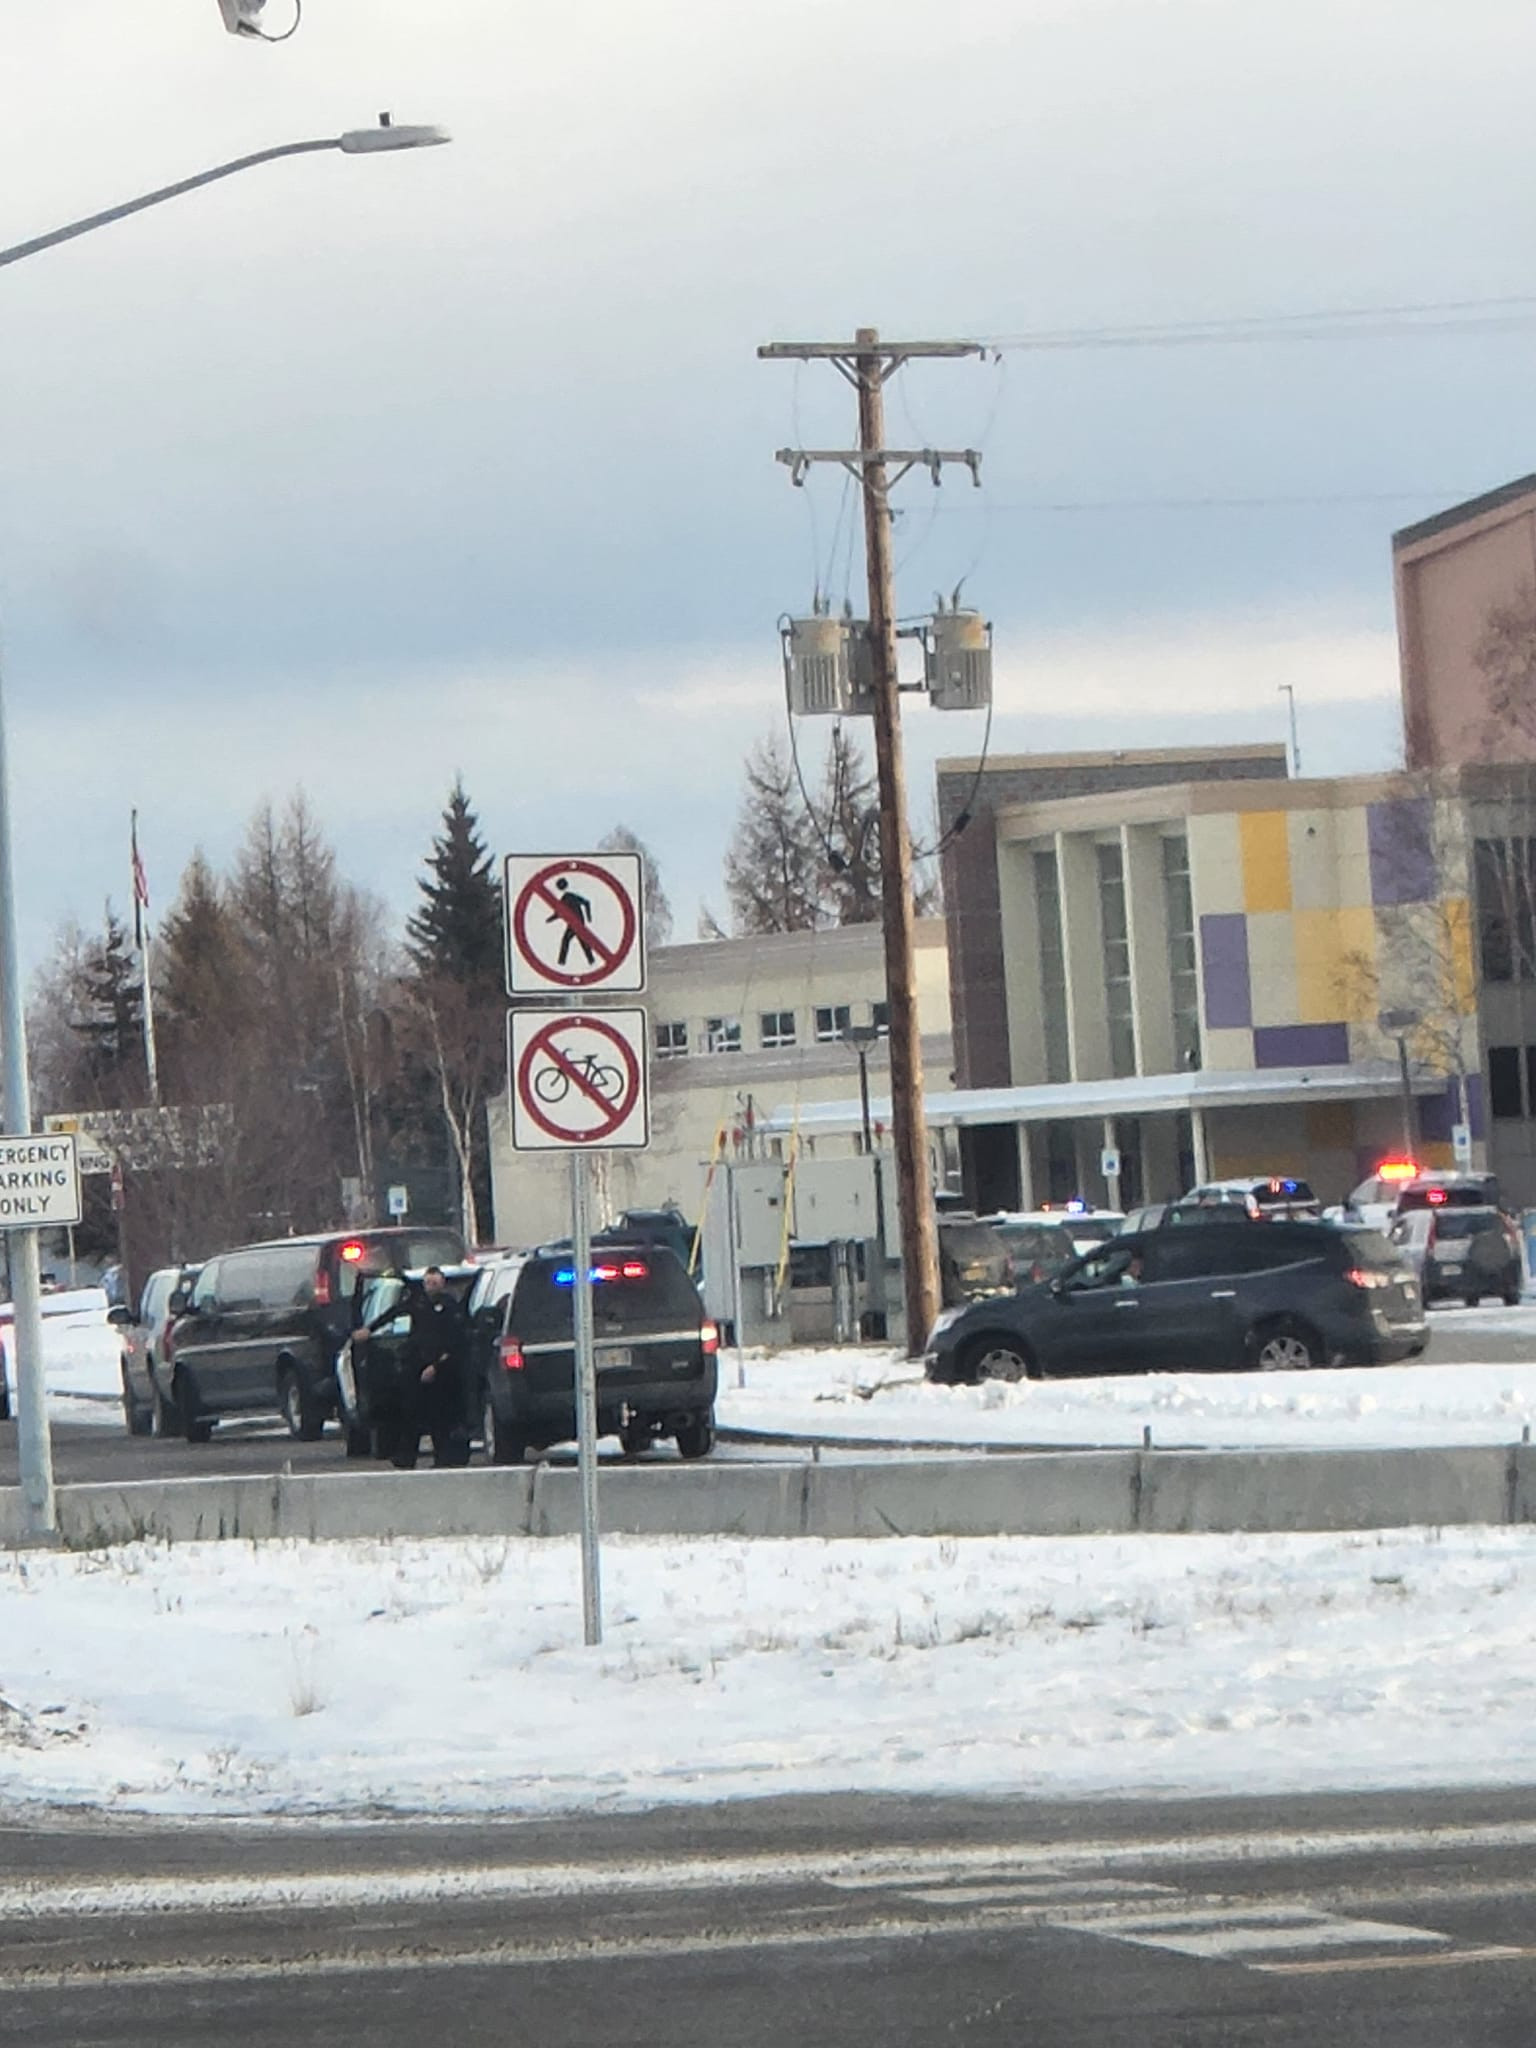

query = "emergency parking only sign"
0;1133;81;1228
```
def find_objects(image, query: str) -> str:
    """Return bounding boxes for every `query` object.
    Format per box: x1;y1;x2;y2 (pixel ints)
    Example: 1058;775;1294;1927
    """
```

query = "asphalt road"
6;1786;1536;2045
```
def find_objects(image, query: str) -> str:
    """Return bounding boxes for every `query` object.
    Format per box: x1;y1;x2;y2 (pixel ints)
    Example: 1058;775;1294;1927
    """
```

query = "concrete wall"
9;1443;1536;1549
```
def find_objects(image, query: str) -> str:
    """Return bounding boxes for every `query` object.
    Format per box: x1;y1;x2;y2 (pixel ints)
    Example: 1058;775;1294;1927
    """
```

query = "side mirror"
106;1304;135;1328
168;1290;190;1318
1048;1275;1067;1299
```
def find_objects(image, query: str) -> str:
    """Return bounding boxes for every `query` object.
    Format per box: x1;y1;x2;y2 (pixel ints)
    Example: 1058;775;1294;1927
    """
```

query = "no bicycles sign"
505;852;646;996
509;1008;650;1152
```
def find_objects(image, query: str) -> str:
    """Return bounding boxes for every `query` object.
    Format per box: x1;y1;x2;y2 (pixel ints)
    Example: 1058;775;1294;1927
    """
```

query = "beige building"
488;919;952;1247
1396;474;1536;770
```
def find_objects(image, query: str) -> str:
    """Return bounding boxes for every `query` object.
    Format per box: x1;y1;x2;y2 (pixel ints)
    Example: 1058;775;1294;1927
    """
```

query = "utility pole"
759;329;982;1353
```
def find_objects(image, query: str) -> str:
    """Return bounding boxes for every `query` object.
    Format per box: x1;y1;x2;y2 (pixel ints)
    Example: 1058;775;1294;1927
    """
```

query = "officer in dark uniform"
359;1266;470;1470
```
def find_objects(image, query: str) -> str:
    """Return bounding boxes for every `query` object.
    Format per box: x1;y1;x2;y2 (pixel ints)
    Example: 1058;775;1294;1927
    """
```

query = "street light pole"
2;116;449;1537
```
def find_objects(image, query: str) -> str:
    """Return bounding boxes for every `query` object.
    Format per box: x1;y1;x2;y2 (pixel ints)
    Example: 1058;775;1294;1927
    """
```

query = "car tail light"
499;1337;525;1372
313;1271;332;1306
1344;1267;1394;1290
621;1260;646;1280
1427;1189;1448;1205
701;1321;720;1355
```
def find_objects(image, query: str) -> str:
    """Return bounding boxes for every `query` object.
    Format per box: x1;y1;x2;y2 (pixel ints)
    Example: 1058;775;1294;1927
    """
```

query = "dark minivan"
925;1220;1426;1383
168;1227;465;1442
468;1243;718;1462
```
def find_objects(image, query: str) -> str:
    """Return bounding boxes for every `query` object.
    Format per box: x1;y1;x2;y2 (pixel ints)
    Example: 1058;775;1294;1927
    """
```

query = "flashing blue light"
554;1268;575;1286
1066;1199;1088;1213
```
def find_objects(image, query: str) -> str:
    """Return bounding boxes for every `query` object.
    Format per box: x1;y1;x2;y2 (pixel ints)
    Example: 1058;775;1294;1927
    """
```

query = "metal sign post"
0;1132;82;1543
569;1149;602;1647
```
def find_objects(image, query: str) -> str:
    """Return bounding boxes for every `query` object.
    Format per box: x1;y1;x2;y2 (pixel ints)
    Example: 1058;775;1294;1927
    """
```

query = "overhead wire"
978;290;1536;354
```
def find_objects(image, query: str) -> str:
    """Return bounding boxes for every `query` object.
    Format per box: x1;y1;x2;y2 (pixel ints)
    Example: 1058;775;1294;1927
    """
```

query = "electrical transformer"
782;613;853;716
925;606;993;710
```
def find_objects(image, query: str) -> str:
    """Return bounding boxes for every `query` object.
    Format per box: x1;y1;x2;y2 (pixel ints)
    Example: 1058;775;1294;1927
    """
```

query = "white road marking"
1069;1909;1447;1961
899;1879;1176;1907
1256;1945;1532;1976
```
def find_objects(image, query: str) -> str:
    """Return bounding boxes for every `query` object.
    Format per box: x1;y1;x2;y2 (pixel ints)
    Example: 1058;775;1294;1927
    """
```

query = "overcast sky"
4;0;1536;969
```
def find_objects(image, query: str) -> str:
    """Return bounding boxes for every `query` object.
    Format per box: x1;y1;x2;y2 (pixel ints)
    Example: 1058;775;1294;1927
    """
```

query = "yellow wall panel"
1240;811;1292;912
1294;907;1378;1024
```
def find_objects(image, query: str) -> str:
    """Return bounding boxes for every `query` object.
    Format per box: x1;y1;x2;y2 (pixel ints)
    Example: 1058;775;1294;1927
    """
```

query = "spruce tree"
723;734;826;934
70;908;145;1098
407;779;503;988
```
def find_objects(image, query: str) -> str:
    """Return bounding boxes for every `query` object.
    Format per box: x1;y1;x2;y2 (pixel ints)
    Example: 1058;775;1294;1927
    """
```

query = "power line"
979;292;1536;354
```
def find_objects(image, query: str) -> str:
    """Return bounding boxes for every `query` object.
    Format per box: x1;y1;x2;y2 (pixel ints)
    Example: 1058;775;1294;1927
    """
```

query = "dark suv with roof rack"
467;1242;718;1461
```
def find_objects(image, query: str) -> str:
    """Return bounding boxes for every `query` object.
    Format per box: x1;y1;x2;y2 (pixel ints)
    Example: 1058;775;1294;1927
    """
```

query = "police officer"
359;1266;470;1470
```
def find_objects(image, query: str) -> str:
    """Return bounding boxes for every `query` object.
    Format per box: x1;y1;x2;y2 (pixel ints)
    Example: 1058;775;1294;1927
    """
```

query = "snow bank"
716;1333;1536;1451
1;1527;1533;1818
0;1287;124;1411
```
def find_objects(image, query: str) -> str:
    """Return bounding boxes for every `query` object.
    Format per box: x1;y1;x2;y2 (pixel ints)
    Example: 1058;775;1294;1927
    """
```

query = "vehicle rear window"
1342;1229;1403;1268
511;1252;702;1342
939;1223;1009;1264
1398;1182;1497;1211
1431;1211;1502;1241
349;1229;465;1270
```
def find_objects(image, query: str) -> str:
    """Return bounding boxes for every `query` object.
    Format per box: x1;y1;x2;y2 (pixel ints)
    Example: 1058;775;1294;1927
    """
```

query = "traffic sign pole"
569;1148;602;1647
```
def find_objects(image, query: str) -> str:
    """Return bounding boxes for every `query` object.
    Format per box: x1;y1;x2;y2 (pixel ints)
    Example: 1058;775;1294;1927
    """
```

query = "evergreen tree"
819;726;882;926
599;824;674;949
723;734;826;934
159;849;249;1064
406;779;502;988
70;907;145;1099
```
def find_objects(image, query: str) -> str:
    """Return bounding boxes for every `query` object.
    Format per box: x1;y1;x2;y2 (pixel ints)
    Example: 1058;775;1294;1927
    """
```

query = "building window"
654;1020;688;1060
814;1004;852;1043
1476;836;1536;983
1490;1046;1524;1120
870;1001;890;1036
1033;849;1070;1084
1097;840;1137;1079
704;1016;742;1055
1161;833;1201;1069
759;1009;797;1050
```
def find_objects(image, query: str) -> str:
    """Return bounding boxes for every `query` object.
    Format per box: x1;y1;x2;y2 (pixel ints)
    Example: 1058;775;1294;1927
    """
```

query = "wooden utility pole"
759;329;982;1353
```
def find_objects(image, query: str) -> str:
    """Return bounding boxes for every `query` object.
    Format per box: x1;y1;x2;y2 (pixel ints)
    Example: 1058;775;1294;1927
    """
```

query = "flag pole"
131;811;160;1107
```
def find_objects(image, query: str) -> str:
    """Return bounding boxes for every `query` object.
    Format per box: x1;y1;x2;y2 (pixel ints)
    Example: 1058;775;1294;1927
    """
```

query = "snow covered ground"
715;1317;1536;1451
0;1288;124;1420
2;1526;1534;1818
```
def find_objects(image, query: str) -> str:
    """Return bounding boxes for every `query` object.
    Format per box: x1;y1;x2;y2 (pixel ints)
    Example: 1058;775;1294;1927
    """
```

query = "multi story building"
488;919;952;1247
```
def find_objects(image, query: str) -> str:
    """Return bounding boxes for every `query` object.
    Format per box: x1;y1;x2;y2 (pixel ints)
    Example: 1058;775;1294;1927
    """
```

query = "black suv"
925;1221;1426;1383
468;1243;717;1461
168;1226;465;1442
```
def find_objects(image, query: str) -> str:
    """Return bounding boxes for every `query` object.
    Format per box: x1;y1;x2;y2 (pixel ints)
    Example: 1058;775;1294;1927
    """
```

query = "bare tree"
599;824;674;949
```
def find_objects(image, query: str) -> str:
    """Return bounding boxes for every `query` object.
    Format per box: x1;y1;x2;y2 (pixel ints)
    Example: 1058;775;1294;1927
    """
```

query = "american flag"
131;813;149;950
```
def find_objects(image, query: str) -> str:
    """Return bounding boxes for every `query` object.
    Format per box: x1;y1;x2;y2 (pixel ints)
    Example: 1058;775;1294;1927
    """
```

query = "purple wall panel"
1368;799;1437;907
1252;1022;1351;1069
1200;913;1252;1030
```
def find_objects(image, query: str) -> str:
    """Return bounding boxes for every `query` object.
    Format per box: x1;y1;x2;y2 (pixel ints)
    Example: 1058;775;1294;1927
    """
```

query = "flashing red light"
313;1270;332;1306
593;1264;620;1282
701;1321;720;1355
1378;1159;1420;1183
1426;1188;1449;1205
499;1337;525;1372
339;1241;366;1263
621;1260;647;1280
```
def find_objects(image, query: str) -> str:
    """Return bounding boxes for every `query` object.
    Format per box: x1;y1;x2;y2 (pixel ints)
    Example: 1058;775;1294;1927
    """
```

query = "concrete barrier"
530;1462;806;1540
804;1454;1138;1540
1137;1446;1516;1536
3;1442;1536;1550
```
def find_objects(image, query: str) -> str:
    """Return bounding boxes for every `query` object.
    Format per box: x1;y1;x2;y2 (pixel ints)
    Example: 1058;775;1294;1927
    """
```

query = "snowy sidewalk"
715;1333;1536;1452
2;1526;1536;1819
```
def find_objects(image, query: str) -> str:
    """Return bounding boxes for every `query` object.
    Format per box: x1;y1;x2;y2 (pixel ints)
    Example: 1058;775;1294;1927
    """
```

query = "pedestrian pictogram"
510;1008;650;1151
506;852;646;995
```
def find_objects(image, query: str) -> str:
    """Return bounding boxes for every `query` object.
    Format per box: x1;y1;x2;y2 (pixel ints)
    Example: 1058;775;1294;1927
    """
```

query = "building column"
1101;1115;1122;1210
1015;1123;1036;1209
1057;832;1111;1081
1190;1106;1211;1184
1123;823;1174;1076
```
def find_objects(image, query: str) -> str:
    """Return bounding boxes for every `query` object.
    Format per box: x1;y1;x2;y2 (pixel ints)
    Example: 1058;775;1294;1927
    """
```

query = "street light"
846;1024;890;1340
1379;1008;1420;1159
1;116;448;1539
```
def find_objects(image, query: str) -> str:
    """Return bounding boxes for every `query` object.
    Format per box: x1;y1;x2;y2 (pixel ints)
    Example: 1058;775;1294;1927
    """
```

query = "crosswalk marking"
1068;1909;1448;1961
1256;1945;1531;1977
898;1879;1175;1908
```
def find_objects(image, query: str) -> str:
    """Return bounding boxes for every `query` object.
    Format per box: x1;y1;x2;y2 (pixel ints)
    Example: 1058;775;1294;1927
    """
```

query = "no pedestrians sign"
505;853;646;996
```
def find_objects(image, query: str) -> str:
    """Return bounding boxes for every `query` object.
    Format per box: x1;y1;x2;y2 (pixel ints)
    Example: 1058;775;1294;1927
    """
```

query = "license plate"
596;1346;632;1370
1439;1263;1463;1275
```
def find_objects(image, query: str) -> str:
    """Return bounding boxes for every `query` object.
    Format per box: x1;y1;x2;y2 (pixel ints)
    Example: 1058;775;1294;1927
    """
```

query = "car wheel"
1248;1319;1322;1372
674;1414;715;1460
1505;1288;1523;1308
620;1419;652;1459
177;1375;213;1444
120;1366;153;1438
278;1366;325;1443
482;1393;526;1467
959;1335;1034;1384
151;1382;183;1439
1464;1293;1481;1310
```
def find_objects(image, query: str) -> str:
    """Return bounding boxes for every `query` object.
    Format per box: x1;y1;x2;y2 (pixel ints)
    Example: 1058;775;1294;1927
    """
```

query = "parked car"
119;1263;201;1436
924;1220;1426;1383
1388;1205;1523;1307
168;1225;466;1443
1181;1177;1322;1221
603;1206;697;1274
934;1213;1016;1306
981;1214;1079;1284
335;1265;480;1460
465;1242;719;1462
1345;1168;1501;1231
